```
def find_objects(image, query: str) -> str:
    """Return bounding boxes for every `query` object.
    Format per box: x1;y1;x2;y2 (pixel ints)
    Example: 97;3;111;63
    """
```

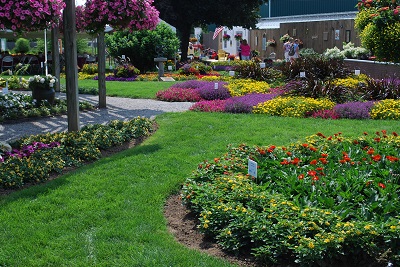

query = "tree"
77;0;159;108
355;0;400;62
153;0;267;61
106;22;180;73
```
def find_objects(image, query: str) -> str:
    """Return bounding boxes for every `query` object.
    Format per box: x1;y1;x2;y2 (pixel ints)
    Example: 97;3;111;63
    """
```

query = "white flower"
40;78;45;83
28;77;34;82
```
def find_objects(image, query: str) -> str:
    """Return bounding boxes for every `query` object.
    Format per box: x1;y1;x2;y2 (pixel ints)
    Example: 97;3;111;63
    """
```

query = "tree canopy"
153;0;267;61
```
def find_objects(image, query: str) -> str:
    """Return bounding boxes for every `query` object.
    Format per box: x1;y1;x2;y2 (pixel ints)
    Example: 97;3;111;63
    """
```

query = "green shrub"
81;63;98;75
14;38;30;54
1;117;154;188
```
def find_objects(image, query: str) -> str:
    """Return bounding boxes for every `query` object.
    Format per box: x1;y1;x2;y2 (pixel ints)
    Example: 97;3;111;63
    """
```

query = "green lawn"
0;112;399;266
60;78;178;99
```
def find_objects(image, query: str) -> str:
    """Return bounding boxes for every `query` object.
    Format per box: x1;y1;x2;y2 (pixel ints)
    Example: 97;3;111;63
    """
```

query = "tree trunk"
179;25;191;62
51;27;60;92
63;0;80;132
98;31;106;108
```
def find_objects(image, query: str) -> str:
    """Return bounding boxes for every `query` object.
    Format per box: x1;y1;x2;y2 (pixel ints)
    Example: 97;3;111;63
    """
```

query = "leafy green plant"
182;130;400;266
1;117;154;188
233;60;284;83
13;38;30;54
81;63;98;75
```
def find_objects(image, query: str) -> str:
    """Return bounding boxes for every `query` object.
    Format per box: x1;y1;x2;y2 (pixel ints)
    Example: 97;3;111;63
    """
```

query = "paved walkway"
0;93;193;142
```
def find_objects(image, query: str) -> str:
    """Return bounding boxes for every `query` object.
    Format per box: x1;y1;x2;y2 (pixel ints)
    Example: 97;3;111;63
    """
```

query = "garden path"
0;93;193;142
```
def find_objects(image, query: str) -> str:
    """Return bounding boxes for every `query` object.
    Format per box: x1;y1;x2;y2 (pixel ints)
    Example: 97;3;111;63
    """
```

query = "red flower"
319;158;328;164
298;174;305;180
393;132;398;137
378;183;386;189
291;158;301;165
371;154;382;162
367;148;375;155
280;159;290;165
310;160;318;165
385;155;399;162
286;152;292;156
321;153;328;158
363;132;368;135
374;138;381;142
307;170;317;176
309;147;317;152
302;144;309;148
312;176;319;181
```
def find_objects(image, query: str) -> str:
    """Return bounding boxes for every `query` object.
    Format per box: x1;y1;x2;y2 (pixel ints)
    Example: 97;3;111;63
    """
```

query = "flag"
212;26;224;40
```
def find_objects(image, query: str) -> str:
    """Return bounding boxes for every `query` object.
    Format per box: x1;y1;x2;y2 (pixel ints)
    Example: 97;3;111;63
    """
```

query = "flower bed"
0;117;154;188
0;92;95;122
182;131;400;266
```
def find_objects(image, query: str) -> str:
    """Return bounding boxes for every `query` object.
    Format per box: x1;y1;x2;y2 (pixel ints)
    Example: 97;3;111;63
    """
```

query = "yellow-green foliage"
226;79;270;96
370;99;400;120
331;74;368;89
253;96;335;118
81;63;98;75
77;73;98;80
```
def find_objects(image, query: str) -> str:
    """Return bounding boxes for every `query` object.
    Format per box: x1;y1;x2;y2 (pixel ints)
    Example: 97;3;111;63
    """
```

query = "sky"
75;0;85;6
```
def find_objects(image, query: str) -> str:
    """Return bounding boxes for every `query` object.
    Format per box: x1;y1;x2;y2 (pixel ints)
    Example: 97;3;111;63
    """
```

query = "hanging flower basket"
223;34;231;41
267;39;276;47
234;33;242;41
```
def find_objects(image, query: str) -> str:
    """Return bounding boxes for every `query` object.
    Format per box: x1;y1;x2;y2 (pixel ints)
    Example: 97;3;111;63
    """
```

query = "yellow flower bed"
253;96;336;118
370;99;400;120
226;79;270;96
331;74;369;89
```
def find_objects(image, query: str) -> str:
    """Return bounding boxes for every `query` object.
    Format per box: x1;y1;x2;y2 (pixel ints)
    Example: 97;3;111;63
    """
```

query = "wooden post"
51;27;61;92
98;31;106;108
63;0;80;132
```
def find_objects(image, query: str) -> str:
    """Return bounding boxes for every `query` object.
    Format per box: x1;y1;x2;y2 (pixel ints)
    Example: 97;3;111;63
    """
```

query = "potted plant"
279;34;291;43
266;39;276;47
28;74;58;105
234;33;242;41
223;34;231;41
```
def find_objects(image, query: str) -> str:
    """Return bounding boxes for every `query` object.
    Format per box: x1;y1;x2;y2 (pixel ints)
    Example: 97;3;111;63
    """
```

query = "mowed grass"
0;111;399;266
60;78;178;99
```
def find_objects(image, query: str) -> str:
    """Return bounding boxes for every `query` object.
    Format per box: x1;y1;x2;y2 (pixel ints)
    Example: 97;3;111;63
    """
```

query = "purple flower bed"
171;80;210;89
334;101;376;119
155;87;202;102
189;100;226;112
224;93;278;113
2;141;60;162
212;65;234;71
195;82;230;100
94;76;137;81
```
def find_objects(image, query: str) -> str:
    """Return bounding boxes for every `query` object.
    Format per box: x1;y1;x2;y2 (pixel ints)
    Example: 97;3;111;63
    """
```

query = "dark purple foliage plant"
224;93;278;113
333;101;376;119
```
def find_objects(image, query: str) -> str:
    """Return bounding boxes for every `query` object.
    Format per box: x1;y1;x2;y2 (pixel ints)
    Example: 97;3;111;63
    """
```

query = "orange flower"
291;158;301;165
280;159;290;165
286;152;292;156
298;174;305;180
385;155;399;162
302;144;309;148
309;147;317;152
307;170;317;176
319;158;328;164
367;148;375;155
321;153;328;158
371;154;382;162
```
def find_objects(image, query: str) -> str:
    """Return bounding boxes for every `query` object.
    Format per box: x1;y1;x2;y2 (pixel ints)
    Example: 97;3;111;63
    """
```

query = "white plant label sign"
248;159;257;178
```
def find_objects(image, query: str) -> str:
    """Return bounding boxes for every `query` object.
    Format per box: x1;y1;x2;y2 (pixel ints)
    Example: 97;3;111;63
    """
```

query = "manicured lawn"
60;78;178;99
0;112;398;266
